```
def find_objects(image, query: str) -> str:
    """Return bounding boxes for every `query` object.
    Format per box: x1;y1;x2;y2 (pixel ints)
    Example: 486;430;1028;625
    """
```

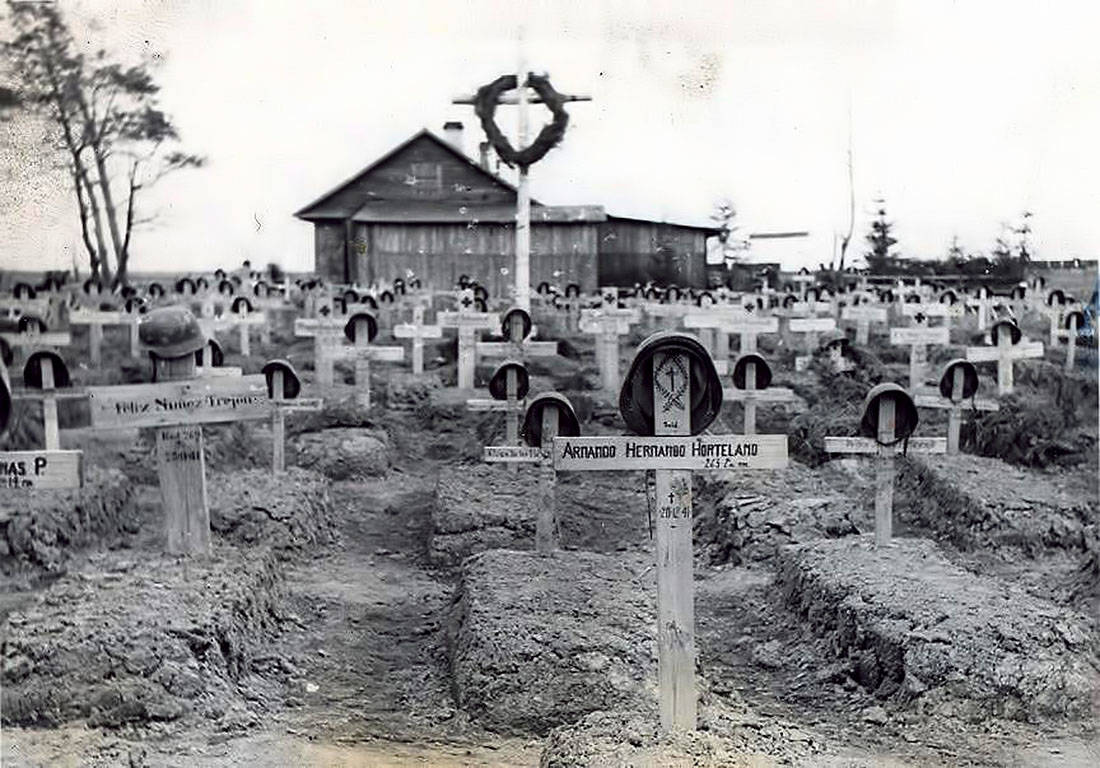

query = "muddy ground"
1;308;1098;766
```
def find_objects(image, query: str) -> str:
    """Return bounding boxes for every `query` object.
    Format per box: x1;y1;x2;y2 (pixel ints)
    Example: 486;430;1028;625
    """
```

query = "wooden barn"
294;127;718;294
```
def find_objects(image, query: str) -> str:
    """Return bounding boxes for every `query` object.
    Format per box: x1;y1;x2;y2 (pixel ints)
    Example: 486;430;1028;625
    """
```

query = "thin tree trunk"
81;169;112;285
116;161;140;287
71;165;98;278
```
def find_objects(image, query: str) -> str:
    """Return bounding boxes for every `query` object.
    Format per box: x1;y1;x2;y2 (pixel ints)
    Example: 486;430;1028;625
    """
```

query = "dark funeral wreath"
474;73;569;169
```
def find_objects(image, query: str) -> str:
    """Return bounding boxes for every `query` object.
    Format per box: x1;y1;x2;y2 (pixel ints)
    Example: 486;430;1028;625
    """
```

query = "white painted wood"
86;375;270;430
552;434;789;471
0;450;83;490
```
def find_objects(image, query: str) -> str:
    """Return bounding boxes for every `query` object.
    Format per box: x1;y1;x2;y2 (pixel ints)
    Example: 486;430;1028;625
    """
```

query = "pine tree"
864;200;898;273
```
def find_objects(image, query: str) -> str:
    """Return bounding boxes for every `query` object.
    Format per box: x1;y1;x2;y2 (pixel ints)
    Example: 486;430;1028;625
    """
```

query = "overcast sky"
1;0;1097;273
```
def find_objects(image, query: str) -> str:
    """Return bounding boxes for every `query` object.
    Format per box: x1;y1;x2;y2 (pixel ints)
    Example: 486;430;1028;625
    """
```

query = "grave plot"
892;453;1098;556
1;546;287;730
692;462;861;566
430;464;649;566
289;426;391;481
776;536;1100;723
207;468;338;553
0;467;139;576
447;549;657;734
540;706;822;768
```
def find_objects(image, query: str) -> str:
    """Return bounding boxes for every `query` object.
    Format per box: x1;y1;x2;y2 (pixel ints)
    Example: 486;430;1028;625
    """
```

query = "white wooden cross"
966;287;996;334
824;393;946;547
1042;299;1068;347
86;360;273;555
67;308;125;367
914;371;999;454
684;311;778;377
8;354;85;458
841;304;888;345
788;316;836;371
466;363;528;462
393;305;443;375
965;329;1044;396
229;302;266;358
0;326;72;364
475;311;558;367
437;295;497;390
265;364;324;475
890;324;950;389
579;292;639;392
721;360;801;435
293;316;345;388
551;345;788;732
902;301;963;332
326;315;405;408
1056;310;1085;372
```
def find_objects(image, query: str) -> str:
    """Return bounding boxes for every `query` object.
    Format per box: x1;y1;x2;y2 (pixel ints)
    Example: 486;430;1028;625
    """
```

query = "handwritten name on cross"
3;356;84;490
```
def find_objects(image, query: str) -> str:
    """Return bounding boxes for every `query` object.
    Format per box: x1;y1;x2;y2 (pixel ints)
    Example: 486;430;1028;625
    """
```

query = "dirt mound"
2;546;285;728
777;536;1100;722
540;707;824;768
0;467;140;575
291;427;390;480
693;463;861;566
207;468;337;552
894;454;1098;555
448;549;657;734
431;465;650;566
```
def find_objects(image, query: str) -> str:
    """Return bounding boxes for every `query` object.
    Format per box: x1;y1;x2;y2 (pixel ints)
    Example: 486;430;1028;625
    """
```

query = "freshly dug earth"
291;426;391;480
207;468;338;552
448;549;657;734
894;454;1098;554
694;463;861;566
540;706;824;768
2;546;285;729
431;465;650;566
0;467;139;575
777;536;1100;722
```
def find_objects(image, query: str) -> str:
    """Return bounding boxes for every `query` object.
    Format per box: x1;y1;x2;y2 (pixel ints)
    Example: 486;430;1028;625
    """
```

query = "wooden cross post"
0;328;72;364
965;334;1044;396
890;325;950;390
551;369;788;731
393;305;443;375
841;304;888;345
269;370;323;475
475;313;558;368
722;364;801;435
233;305;266;358
330;318;404;408
914;370;999;454
1044;304;1065;348
1056;312;1082;372
293;317;344;388
967;287;995;334
9;359;86;454
438;303;497;390
86;371;273;555
902;302;963;333
789;317;836;370
454;73;590;313
579;305;638;393
824;400;946;547
68;308;122;367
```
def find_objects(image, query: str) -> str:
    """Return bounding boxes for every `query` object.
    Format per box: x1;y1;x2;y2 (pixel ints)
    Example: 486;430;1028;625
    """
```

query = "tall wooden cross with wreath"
454;69;589;313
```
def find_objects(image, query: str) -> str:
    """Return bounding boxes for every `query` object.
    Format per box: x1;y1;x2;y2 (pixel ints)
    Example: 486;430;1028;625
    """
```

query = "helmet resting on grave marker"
1064;309;1086;331
859;383;919;442
521;392;581;447
194;339;224;368
344;312;378;343
820;329;850;352
619;331;722;437
23;350;71;389
488;360;529;401
231;296;253;315
139;306;206;358
500;306;532;342
990;319;1022;346
731;353;772;391
261;358;301;400
938;359;979;401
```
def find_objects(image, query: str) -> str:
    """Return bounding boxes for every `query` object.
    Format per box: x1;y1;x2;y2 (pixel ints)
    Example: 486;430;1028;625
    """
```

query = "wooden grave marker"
889;324;950;389
966;286;996;335
475;307;558;368
913;362;999;454
964;322;1043;396
263;360;323;475
1;356;84;490
327;313;404;408
901;301;963;332
841;304;888;345
824;385;946;546
393;305;444;375
552;333;788;731
438;290;498;390
578;290;640;393
293;316;345;388
788;316;836;371
722;355;801;435
67;307;125;367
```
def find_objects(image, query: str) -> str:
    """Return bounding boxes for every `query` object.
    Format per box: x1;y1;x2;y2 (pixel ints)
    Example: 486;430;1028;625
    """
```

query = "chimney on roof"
442;121;464;154
478;141;493;172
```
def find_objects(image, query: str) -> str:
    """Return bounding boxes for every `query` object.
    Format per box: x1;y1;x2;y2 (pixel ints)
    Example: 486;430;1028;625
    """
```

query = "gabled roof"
294;128;540;221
